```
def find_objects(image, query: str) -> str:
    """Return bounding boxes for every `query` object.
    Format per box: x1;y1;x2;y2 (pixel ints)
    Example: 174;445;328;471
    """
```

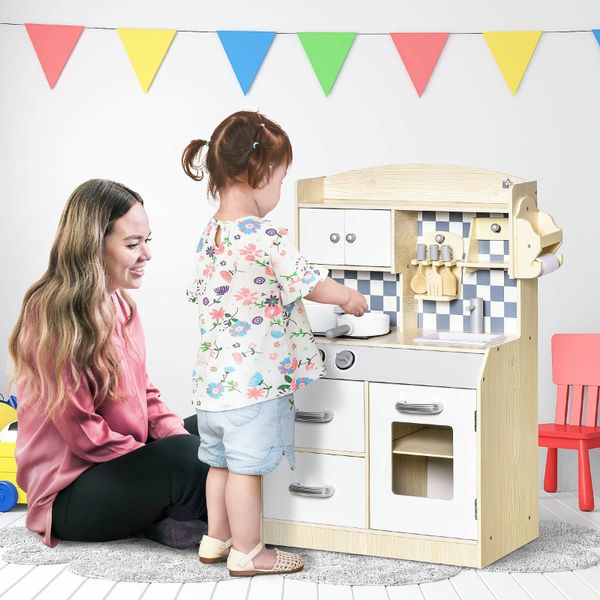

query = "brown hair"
8;179;142;416
181;111;293;197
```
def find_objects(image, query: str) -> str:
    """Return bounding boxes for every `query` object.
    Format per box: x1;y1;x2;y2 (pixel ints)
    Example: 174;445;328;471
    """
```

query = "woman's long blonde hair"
8;179;143;416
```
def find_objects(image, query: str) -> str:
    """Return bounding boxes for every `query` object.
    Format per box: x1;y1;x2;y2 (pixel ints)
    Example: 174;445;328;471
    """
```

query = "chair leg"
543;447;558;492
578;442;595;511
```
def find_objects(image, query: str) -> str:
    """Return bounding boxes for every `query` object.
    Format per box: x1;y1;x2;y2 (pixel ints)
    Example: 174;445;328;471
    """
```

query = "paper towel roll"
537;253;560;275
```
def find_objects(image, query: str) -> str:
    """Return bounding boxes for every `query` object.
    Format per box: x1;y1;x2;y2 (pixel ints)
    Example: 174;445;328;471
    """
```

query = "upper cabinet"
299;208;392;268
295;164;563;280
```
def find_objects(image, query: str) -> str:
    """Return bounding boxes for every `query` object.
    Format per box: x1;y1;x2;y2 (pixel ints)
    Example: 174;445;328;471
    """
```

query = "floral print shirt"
188;216;328;411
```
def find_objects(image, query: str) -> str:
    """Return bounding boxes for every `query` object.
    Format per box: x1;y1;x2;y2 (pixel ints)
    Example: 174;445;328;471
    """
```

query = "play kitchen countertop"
314;326;518;352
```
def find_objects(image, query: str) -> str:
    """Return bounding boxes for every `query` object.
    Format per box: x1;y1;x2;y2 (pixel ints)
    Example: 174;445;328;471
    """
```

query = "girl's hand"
340;288;369;317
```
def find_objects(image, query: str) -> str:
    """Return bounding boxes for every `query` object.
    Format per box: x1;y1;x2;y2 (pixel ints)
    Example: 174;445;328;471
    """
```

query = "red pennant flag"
390;32;449;96
25;23;84;88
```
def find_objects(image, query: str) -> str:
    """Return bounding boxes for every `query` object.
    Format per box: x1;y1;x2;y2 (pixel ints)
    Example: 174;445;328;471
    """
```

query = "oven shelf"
392;427;453;459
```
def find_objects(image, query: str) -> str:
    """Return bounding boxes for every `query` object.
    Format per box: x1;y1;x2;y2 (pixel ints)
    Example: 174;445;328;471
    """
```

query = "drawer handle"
289;483;335;498
295;410;334;423
395;402;444;415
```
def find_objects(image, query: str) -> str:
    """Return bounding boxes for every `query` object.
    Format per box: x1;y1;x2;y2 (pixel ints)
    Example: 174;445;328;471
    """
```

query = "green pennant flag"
297;32;356;95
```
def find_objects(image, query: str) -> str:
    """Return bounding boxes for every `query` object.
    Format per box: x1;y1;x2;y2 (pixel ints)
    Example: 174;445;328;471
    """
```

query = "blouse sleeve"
268;227;329;306
146;373;189;439
50;374;145;463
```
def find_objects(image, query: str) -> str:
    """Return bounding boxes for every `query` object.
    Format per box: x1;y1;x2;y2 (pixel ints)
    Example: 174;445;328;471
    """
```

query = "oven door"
369;382;478;540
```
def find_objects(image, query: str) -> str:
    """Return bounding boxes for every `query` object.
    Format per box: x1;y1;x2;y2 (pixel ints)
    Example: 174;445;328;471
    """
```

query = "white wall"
1;0;600;490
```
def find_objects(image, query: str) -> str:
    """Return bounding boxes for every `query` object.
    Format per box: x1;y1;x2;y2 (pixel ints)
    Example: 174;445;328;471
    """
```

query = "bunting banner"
217;31;276;94
117;28;176;92
24;23;84;88
297;32;356;95
390;32;449;96
483;31;543;95
8;23;600;96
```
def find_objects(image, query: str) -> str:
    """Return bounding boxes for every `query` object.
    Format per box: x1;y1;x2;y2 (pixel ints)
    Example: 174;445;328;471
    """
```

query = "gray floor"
1;491;600;600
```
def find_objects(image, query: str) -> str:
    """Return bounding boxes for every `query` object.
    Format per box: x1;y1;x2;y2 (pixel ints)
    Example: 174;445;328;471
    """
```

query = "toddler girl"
182;111;367;576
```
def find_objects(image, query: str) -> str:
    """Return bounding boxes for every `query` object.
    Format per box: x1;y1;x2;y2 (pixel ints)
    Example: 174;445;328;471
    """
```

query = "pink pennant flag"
390;32;449;96
25;23;84;88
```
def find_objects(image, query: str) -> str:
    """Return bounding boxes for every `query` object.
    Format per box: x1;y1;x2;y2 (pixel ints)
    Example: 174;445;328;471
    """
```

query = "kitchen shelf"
458;261;510;273
414;294;459;302
392;427;453;459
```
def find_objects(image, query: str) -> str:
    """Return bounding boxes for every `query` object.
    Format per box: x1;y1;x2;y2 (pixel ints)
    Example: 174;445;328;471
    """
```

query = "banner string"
0;22;596;35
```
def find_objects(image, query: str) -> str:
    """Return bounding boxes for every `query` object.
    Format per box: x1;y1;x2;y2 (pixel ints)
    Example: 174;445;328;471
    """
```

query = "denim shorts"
196;394;296;475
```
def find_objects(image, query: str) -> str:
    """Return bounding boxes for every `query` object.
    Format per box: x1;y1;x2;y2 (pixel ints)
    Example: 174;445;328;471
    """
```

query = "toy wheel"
0;480;18;512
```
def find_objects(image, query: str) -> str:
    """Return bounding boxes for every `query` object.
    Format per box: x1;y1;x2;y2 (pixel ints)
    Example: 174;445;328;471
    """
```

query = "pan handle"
325;323;352;338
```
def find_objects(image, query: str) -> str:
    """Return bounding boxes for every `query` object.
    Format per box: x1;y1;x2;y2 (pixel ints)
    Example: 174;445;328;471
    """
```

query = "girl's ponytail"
182;139;209;182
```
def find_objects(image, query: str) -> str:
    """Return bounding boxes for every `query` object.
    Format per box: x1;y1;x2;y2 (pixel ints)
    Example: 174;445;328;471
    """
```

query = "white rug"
0;521;598;585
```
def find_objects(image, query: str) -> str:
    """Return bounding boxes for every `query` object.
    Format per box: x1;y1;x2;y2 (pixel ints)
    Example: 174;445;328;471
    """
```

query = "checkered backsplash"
331;211;518;334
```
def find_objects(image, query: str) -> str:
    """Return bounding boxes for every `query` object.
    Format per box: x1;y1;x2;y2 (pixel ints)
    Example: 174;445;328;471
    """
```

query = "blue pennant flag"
217;31;276;94
594;30;600;46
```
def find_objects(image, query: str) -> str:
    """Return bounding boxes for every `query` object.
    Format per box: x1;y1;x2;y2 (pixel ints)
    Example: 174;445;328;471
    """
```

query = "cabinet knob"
345;232;357;243
289;483;335;498
329;233;341;243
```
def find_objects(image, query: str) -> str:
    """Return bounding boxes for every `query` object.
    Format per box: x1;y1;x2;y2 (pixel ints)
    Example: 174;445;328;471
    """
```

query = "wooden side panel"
479;278;539;566
393;210;417;330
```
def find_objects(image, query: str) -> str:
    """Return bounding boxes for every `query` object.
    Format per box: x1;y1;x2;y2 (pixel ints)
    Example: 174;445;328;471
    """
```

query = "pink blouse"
15;291;188;547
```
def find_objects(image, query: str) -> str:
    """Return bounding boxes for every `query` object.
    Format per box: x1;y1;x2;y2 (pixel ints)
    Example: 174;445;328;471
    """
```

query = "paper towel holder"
509;182;563;279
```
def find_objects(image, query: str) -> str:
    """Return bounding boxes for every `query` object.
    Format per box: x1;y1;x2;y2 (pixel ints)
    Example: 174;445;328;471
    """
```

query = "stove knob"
335;350;355;370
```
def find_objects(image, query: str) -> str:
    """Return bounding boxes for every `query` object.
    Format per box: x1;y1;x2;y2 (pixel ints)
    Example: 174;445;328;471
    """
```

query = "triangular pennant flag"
483;31;542;95
217;31;276;94
25;24;84;88
390;32;449;96
297;32;356;95
117;29;176;92
594;30;600;47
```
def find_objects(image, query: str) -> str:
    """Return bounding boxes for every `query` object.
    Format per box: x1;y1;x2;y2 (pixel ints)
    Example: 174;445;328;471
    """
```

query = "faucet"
467;297;484;334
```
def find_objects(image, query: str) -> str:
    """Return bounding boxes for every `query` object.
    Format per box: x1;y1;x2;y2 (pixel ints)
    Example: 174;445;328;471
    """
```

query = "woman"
9;179;209;549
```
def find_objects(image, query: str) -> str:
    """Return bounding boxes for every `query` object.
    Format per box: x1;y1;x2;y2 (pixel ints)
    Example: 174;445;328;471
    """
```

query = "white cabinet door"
263;452;366;528
295;378;364;452
344;209;391;267
299;208;392;268
299;208;344;265
369;382;478;540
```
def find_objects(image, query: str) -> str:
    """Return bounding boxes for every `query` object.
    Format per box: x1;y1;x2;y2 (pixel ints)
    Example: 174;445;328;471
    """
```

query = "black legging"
52;416;208;542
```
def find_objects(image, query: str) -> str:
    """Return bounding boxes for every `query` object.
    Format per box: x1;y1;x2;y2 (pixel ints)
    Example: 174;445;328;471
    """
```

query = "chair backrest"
552;334;600;426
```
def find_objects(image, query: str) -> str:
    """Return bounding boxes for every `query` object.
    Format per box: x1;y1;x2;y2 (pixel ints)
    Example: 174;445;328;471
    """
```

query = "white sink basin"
413;331;506;348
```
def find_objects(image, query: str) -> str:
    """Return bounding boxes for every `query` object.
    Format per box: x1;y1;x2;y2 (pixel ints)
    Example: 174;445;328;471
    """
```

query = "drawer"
295;379;364;452
369;382;478;540
263;452;366;528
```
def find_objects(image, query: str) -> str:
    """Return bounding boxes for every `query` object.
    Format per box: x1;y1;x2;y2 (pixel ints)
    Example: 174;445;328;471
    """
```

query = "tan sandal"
198;534;233;564
227;541;304;577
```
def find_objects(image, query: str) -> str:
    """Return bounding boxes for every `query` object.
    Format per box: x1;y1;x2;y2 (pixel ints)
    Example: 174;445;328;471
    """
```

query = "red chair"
539;334;600;511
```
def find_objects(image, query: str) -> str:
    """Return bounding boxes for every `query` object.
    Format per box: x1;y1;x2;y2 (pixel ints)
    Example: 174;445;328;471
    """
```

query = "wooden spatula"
410;263;427;294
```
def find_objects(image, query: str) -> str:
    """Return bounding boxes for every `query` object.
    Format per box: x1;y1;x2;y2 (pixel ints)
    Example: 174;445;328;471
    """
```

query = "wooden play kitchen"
261;164;563;568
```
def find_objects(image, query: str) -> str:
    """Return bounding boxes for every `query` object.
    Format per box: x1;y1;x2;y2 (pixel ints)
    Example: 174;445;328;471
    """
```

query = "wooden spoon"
410;263;427;294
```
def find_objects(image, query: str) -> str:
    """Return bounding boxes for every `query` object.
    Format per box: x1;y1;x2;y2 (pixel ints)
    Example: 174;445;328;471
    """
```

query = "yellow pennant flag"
118;29;176;92
483;31;542;95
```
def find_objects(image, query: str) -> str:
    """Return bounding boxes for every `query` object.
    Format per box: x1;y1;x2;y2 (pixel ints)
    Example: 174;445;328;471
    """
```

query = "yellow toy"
0;400;27;511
